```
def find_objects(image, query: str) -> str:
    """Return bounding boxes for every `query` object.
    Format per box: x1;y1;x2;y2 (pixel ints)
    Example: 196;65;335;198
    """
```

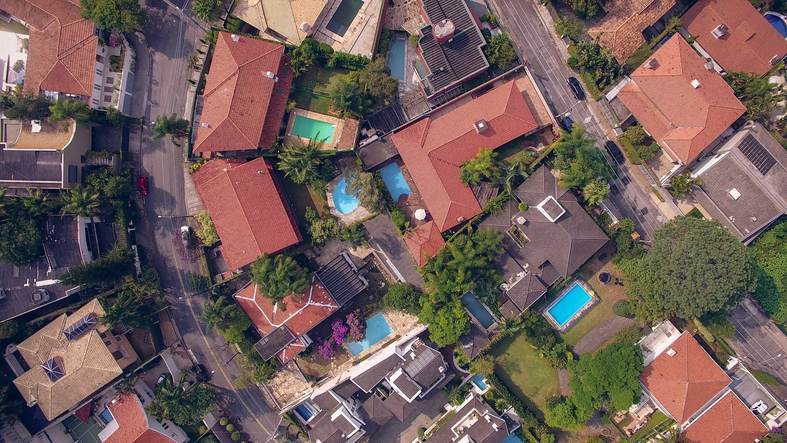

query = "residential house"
99;389;188;443
235;253;368;363
682;0;787;76
0;0;135;111
691;122;787;244
0;118;90;189
391;79;540;234
403;221;445;268
0;28;27;91
426;394;514;442
293;336;448;441
192;157;301;271
414;0;489;103
4;299;139;428
638;321;785;441
588;0;678;63
192;32;292;156
0;215;115;323
479;166;609;319
614;34;746;184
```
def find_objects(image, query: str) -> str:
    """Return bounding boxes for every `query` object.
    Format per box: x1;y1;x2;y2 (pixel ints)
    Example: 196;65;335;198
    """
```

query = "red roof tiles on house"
403;221;445;267
618;35;746;165
192;157;301;270
234;278;338;337
641;332;731;424
682;391;768;443
683;0;787;76
103;392;176;443
193;32;293;154
587;0;677;63
278;340;306;363
3;0;98;97
391;80;539;232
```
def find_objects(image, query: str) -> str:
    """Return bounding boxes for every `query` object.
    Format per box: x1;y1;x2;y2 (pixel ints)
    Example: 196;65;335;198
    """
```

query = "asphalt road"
128;1;282;440
486;0;666;240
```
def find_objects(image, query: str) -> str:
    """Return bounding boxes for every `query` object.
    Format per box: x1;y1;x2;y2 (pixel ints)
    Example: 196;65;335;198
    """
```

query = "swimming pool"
545;281;594;329
380;163;411;202
294;403;315;422
387;35;406;81
291;115;336;143
461;292;496;329
326;0;364;36
98;407;114;425
765;12;787;38
471;374;488;391
347;313;392;356
332;177;360;214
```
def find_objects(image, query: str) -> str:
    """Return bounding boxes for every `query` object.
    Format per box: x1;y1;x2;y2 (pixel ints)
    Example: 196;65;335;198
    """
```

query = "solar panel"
739;134;776;175
41;358;64;381
63;313;98;341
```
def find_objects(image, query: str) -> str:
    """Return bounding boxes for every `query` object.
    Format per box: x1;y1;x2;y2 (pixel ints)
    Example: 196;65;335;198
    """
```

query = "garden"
492;332;560;415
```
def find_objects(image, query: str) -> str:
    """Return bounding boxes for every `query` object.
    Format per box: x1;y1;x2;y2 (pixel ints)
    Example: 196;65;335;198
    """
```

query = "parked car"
567;76;585;100
557;113;575;131
604;140;626;165
136;176;149;198
180;226;192;248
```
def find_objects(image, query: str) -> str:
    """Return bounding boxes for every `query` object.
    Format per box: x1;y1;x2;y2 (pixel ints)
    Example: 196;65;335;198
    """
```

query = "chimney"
666;348;676;357
711;23;728;39
473;119;488;133
433;19;455;44
645;58;659;70
231;34;240;42
691;79;701;88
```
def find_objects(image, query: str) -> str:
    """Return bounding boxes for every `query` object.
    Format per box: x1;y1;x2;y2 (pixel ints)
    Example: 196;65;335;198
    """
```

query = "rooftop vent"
711;23;728;39
31;120;42;133
200;122;210;128
300;22;311;33
728;188;741;200
704;60;715;71
666;348;676;357
265;71;278;82
516;216;526;225
645;58;659;70
230;34;240;42
691;79;701;88
474;119;489;133
433;19;455;44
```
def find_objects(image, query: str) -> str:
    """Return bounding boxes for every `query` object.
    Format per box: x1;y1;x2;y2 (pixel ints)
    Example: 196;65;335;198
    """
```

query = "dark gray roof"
428;396;509;443
459;324;490;359
499;299;522;320
317;253;368;306
358;138;400;170
361;394;394;427
0;147;63;185
403;341;446;390
418;0;488;97
254;326;296;361
694;123;787;244
481;167;608;283
494;248;547;312
381;391;412;421
391;371;422;399
363;214;425;288
351;354;404;392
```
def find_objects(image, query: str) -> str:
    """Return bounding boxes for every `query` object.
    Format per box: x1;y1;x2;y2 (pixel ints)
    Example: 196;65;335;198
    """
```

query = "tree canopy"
0;87;51;121
201;296;251;343
618;125;660;164
568;40;620;90
727;71;780;124
619;216;755;321
382;282;422;314
0;196;45;265
668;173;701;198
49;100;92;122
80;0;145;32
564;0;601;18
276;139;331;186
251;254;310;308
345;170;387;213
61;246;135;286
553;125;607;190
102;281;164;330
484;34;518;71
191;0;223;22
147;377;217;427
61;186;101;218
581;179;608;206
152;114;190;139
749;221;787;326
328;57;397;115
460;149;504;186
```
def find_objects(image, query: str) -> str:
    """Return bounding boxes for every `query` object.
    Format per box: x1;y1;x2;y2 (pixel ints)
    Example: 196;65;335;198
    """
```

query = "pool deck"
326;174;373;224
285;108;359;151
543;280;598;332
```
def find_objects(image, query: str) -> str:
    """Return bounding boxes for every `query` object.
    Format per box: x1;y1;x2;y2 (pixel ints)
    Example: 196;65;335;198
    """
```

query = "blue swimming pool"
471;374;488;391
98;407;114;424
387;35;406;81
502;435;524;443
294;404;315;422
765;13;787;38
332;177;360;214
380;163;412;202
347;313;392;356
461;292;496;329
546;281;593;329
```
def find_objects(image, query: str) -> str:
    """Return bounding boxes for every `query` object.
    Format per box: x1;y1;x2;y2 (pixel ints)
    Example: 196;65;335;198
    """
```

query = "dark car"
558;113;575;131
604;140;626;165
567;76;585;100
136;176;149;198
192;364;211;382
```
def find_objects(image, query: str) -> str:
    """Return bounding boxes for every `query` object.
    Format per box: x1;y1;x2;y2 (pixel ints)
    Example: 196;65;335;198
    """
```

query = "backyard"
291;66;349;115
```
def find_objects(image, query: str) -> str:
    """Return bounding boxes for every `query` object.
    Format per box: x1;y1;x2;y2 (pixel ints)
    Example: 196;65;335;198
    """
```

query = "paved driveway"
728;298;787;391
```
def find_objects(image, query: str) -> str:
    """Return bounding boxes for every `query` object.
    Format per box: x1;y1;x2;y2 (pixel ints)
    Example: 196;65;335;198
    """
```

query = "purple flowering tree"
317;340;334;360
331;320;350;345
346;312;366;342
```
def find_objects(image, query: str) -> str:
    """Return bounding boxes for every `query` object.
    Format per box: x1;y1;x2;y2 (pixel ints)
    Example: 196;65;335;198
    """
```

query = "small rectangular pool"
380;162;411;202
291;115;336;143
545;281;594;329
326;0;364;36
347;313;392;356
471;374;488;391
387;35;406;81
461;292;496;329
294;403;315;422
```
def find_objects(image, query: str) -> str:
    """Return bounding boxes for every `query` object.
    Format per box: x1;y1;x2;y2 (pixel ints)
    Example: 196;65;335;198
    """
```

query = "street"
127;0;282;440
487;0;667;240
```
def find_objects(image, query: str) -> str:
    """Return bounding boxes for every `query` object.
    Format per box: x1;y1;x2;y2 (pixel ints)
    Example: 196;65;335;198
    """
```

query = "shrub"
331;319;350;345
383;282;422;314
390;208;411;236
518;202;529;212
219;417;228;426
195;211;219;246
613;300;634;318
230;431;241;441
346;311;366;341
305;207;341;244
225;423;235;432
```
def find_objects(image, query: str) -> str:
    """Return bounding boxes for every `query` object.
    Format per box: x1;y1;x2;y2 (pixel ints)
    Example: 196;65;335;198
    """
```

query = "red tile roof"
683;0;787;76
618;35;746;165
641;332;731;424
588;0;677;62
193;32;293;154
682;391;768;443
192;157;301;270
3;0;98;97
391;80;539;232
278;340;306;363
234;278;338;337
403;221;445;267
103;392;176;443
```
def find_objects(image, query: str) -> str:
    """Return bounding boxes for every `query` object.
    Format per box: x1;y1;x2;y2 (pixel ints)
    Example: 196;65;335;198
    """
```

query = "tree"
566;0;601;19
191;0;223;21
570;40;620;89
470;355;494;376
152;114;190;139
289;38;320;76
419;297;470;347
484;34;518;70
0;87;51;121
61;186;101;220
553;125;607;190
49;99;92;122
554;16;583;41
460;149;504;186
85;168;134;201
620;216;755;320
749;221;787;326
0;320;19;340
147;377;217;427
727;71;780;123
668;173;701;197
195;211;219;246
0;216;43;265
16;189;52;218
276;139;331;186
340;223;367;247
619;125;660;163
328;58;397;115
80;0;145;32
581;179;608;206
383;282;422;314
610;218;644;263
201;297;251;343
102;281;164;329
304;207;341;244
61;246;135;286
250;254;310;308
345;170;386;213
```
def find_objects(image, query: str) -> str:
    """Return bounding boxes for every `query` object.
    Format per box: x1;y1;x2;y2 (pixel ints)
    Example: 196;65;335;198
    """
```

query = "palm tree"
276;139;331;186
152;113;190;139
582;179;609;206
17;189;51;218
61;186;101;218
250;254;310;308
200;297;236;331
49;99;92;122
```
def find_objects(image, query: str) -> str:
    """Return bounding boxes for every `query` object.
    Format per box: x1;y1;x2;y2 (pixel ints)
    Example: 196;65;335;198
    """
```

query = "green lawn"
627;411;673;442
280;176;326;232
492;332;560;415
291;66;348;115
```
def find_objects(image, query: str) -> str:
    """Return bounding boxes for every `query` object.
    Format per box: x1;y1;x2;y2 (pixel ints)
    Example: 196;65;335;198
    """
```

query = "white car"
180;226;191;248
